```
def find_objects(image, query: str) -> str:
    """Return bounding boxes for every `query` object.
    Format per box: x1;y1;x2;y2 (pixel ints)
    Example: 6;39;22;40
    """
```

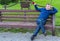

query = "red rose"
32;2;35;4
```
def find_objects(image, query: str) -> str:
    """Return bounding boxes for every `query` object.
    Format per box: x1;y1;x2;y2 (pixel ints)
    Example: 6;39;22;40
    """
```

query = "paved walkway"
0;32;60;41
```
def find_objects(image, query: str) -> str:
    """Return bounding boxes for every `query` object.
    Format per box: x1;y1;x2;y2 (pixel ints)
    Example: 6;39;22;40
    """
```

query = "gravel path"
0;32;60;41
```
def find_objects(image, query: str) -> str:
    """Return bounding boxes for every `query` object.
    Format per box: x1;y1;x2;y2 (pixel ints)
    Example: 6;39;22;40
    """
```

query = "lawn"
0;28;60;36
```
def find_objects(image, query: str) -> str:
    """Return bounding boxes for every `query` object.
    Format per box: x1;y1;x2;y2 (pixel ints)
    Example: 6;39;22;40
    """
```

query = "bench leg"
52;29;55;36
52;14;55;36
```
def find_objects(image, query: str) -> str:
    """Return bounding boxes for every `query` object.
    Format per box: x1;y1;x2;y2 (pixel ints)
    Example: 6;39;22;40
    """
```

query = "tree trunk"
4;4;7;10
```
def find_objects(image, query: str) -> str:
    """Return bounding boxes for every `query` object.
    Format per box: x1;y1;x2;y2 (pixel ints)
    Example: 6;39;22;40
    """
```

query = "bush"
0;0;11;5
11;0;18;3
0;0;19;5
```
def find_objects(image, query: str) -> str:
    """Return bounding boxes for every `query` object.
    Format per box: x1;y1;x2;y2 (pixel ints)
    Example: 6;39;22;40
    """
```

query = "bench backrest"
0;10;55;26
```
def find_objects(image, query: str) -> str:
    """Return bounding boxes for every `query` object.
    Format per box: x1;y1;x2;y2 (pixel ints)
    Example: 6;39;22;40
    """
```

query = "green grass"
55;28;60;37
0;28;60;36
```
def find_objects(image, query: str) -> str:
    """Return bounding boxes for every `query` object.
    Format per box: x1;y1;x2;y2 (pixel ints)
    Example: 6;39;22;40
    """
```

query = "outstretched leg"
31;19;41;41
31;25;41;41
40;22;47;36
39;19;47;36
31;19;47;41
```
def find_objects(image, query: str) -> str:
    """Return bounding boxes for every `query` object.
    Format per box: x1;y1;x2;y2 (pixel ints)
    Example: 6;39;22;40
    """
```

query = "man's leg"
40;20;47;36
31;19;41;41
40;24;46;33
33;25;41;36
31;25;41;40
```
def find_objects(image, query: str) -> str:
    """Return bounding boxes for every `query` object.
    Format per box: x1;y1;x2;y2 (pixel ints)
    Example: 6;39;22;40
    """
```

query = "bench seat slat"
0;22;52;29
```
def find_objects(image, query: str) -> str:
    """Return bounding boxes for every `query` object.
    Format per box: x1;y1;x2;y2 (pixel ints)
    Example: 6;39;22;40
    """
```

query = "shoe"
31;35;35;41
43;32;47;36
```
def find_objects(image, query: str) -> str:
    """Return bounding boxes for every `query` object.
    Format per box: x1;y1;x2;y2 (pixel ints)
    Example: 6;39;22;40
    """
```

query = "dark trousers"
33;19;46;36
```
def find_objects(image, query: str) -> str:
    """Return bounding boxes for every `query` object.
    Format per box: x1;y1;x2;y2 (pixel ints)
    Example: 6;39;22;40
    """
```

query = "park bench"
0;10;55;36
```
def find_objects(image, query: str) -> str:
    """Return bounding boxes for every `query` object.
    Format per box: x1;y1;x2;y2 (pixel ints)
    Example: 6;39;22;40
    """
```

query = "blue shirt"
35;5;58;20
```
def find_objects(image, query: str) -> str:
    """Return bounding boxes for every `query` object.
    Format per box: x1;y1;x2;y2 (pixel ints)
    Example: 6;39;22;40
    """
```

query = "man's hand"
32;2;36;5
50;6;54;10
32;2;44;7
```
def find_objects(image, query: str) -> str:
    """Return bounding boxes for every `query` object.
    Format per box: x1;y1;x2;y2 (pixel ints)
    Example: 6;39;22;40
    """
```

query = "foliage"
0;0;19;5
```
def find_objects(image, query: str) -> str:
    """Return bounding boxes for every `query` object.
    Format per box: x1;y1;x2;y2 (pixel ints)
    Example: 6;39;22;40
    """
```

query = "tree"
0;0;11;5
11;0;18;3
0;0;19;10
0;0;11;10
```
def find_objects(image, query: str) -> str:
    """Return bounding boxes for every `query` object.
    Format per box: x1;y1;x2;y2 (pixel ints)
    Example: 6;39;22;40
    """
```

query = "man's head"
45;4;52;10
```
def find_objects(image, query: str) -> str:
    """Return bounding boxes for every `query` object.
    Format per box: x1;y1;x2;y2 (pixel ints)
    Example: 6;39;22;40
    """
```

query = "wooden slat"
2;15;52;18
2;16;38;18
0;10;38;12
0;22;52;29
2;18;51;21
1;19;52;23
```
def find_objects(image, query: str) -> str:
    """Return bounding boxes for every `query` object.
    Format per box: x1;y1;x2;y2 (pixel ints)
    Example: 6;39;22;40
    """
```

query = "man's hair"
46;3;50;5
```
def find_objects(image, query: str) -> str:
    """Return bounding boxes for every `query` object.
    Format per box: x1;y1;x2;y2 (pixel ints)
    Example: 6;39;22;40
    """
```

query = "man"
31;2;58;41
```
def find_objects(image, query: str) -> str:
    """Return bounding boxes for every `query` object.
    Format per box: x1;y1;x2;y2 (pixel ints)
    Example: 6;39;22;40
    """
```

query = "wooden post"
0;12;2;22
24;11;27;22
4;4;7;10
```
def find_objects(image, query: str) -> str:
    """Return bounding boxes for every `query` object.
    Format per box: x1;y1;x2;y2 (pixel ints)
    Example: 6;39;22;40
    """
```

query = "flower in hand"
32;2;36;5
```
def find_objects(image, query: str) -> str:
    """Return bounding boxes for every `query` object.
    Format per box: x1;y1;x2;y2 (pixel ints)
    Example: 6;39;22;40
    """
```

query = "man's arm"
32;2;41;12
50;7;58;14
34;5;41;11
